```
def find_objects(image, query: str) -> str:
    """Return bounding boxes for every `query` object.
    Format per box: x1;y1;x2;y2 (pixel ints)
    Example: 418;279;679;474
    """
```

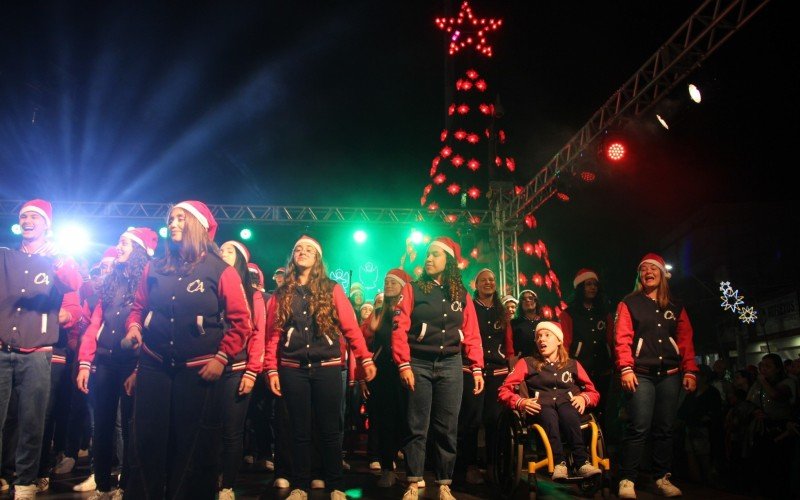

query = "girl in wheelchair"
498;321;602;481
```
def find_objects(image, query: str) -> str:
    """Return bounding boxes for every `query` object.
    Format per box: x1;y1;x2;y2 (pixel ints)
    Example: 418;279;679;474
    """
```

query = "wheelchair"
492;392;612;498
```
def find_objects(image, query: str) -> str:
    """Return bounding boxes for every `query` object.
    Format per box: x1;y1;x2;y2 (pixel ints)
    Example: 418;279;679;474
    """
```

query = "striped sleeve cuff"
398;362;411;372
243;371;258;383
78;362;92;371
214;351;229;364
472;367;483;376
580;393;591;405
267;370;278;378
514;397;524;410
361;358;374;367
129;323;142;331
620;366;633;375
683;372;697;380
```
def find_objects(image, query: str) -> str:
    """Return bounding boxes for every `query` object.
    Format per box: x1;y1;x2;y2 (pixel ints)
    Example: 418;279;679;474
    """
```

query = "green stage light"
240;228;253;240
353;230;367;244
344;489;363;499
410;230;424;244
159;227;168;238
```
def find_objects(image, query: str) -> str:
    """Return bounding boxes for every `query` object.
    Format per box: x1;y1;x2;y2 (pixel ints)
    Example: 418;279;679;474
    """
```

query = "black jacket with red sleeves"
78;288;138;371
614;294;698;378
468;301;514;372
510;316;541;358
560;305;614;375
126;254;251;365
1;248;82;350
391;280;483;374
498;356;600;410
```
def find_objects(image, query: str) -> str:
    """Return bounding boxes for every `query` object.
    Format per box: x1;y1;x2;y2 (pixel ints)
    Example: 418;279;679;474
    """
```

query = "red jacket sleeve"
560;309;574;351
354;317;377;382
461;295;484;373
215;266;252;364
614;302;635;375
243;291;266;382
332;284;373;368
60;290;83;330
263;294;281;377
575;360;600;407
126;263;151;332
391;283;415;372
52;256;82;294
504;321;515;359
78;301;104;370
676;308;699;377
498;358;529;411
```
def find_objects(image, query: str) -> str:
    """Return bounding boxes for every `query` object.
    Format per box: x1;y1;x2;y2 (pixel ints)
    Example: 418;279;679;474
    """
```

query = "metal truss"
1;200;492;228
511;0;771;218
488;182;521;298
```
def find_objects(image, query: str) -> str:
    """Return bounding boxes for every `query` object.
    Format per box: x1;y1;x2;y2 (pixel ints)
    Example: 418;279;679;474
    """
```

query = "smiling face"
116;235;135;263
476;271;496;299
19;211;48;244
536;328;561;359
504;301;517;316
384;276;403;298
168;207;187;243
220;242;238;267
638;262;662;291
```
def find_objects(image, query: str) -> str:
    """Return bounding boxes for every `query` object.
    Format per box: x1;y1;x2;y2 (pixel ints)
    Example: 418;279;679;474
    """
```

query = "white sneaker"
369;461;381;471
274;477;290;489
13;484;37;500
655;473;682;497
551;461;568;481
35;477;49;492
311;479;325;489
88;491;113;500
0;478;9;493
218;487;235;500
618;479;636;499
465;465;484;484
54;456;76;474
331;490;347;500
577;461;601;477
74;474;97;492
377;471;397;487
264;460;275;471
286;489;308;500
439;484;456;500
417;479;426;488
78;448;90;458
111;489;124;500
402;485;418;500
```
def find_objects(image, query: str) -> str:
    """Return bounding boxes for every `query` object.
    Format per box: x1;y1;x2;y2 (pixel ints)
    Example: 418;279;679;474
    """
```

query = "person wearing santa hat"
121;201;252;499
0;199;82;499
501;295;518;317
216;241;264;500
510;289;544;360
559;269;615;427
348;282;365;313
271;267;286;292
71;227;157;498
392;236;484;500
263;235;376;500
357;269;412;488
498;321;602;481
456;268;514;486
614;253;698;499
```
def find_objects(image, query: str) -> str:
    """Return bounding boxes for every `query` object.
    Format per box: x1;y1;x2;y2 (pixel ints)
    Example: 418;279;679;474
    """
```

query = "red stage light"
440;146;453;158
470;247;479;258
524;214;536;229
604;141;626;162
451;155;464;167
469;215;481;225
446;214;458;223
440;130;448;142
556;192;570;202
454;130;467;140
466;133;479;144
448;104;455;115
523;242;534;255
475;79;487;91
505;157;515;171
479;103;491;115
433;173;446;185
466;69;478;80
457;104;470;115
580;171;596;182
467;186;480;199
467;159;480;171
518;273;528;286
447;183;461;195
428;202;439;211
532;273;543;287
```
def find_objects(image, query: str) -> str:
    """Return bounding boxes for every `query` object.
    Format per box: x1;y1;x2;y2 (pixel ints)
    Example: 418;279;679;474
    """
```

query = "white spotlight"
55;223;91;256
656;114;669;130
688;84;702;104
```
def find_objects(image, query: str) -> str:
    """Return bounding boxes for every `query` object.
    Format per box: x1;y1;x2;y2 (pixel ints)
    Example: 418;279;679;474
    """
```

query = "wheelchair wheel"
493;410;524;498
578;473;602;496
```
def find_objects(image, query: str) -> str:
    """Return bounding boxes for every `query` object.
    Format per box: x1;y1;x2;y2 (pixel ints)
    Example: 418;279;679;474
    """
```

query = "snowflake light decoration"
720;289;744;313
739;306;757;324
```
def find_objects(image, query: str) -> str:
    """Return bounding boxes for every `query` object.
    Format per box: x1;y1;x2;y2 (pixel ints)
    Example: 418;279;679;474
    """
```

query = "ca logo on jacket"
451;301;463;312
34;273;50;285
187;279;205;293
561;371;573;384
664;310;676;321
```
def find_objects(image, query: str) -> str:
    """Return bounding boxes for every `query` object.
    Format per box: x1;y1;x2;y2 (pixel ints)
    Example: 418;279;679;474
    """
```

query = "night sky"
1;1;796;296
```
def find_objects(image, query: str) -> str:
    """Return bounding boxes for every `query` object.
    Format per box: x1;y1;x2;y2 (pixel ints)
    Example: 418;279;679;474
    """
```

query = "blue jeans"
404;354;463;485
0;351;51;486
619;373;681;482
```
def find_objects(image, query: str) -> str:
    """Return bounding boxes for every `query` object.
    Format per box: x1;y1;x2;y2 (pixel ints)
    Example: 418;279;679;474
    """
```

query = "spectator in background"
510;290;543;361
676;365;722;485
501;295;518;318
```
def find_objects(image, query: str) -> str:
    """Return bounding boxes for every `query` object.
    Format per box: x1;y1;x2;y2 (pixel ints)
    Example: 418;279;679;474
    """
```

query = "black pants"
90;361;134;492
272;394;293;479
125;357;223;500
536;402;588;465
244;376;274;461
279;365;342;492
39;361;70;476
367;361;406;471
219;371;251;489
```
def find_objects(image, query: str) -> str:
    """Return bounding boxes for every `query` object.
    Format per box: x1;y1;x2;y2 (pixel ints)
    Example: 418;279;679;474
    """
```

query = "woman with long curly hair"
216;241;264;500
614;253;698;499
392;236;484;500
76;227;158;499
263;235;376;500
122;201;252;500
510;289;543;360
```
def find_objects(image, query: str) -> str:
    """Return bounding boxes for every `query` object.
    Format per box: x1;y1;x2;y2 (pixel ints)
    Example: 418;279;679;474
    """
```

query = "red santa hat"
19;199;53;228
174;200;218;241
429;236;463;262
349;282;364;297
638;253;671;279
294;235;323;257
248;262;265;288
273;266;286;276
360;302;374;313
386;268;412;288
101;246;118;263
573;268;599;289
501;294;518;305
476;268;495;278
518;289;538;301
536;321;564;343
123;227;159;257
223;240;250;263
